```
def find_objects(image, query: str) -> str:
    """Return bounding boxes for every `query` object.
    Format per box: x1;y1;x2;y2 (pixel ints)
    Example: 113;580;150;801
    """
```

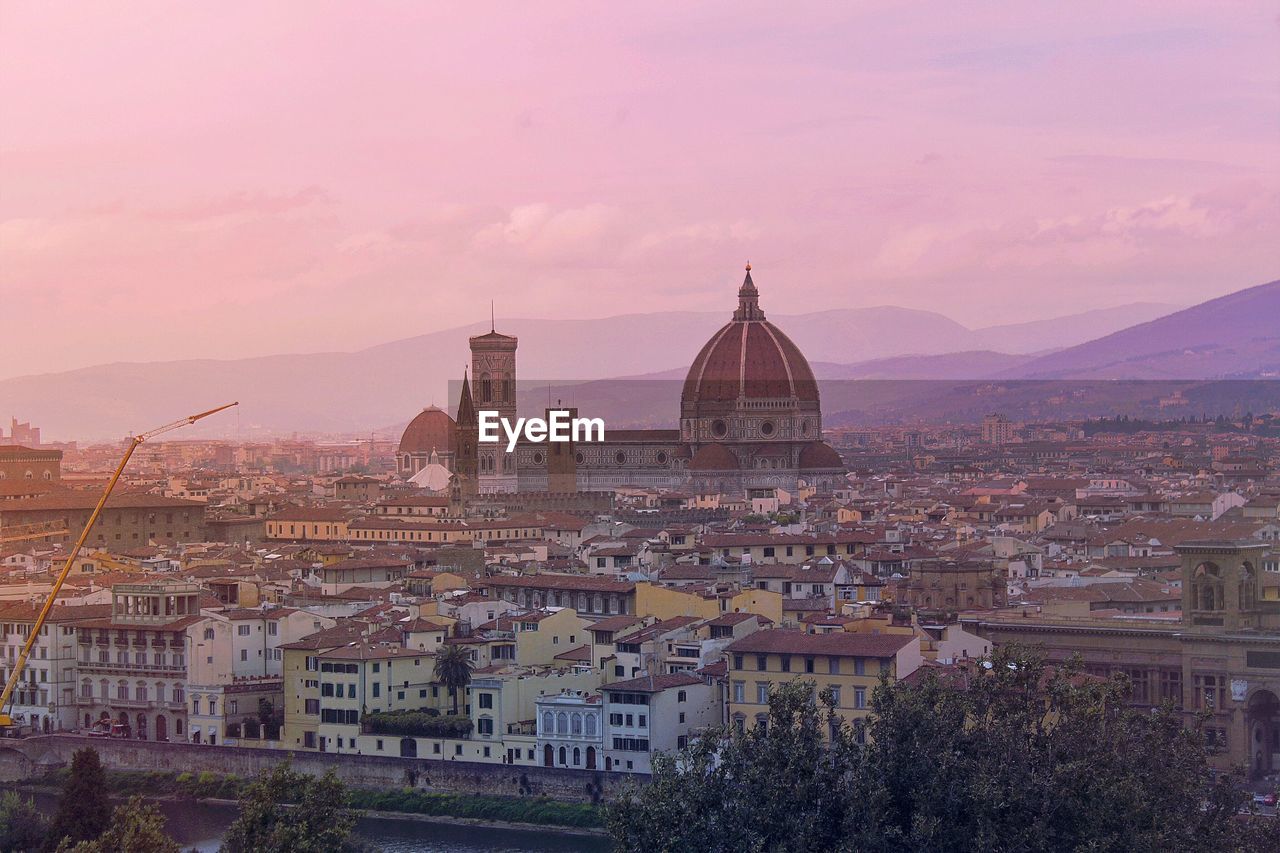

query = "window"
804;657;815;674
237;625;251;636
677;690;686;703
854;658;865;676
829;656;841;675
854;688;866;709
1193;674;1226;710
756;683;769;704
229;700;238;715
829;686;841;707
732;681;745;703
477;717;494;735
733;654;744;670
781;655;791;673
756;654;768;671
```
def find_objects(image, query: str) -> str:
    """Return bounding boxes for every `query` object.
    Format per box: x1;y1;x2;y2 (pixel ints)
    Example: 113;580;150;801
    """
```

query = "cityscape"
2;3;1279;852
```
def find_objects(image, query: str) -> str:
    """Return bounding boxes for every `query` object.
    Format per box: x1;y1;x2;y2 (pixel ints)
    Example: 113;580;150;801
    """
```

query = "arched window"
80;679;91;698
542;711;554;735
204;628;215;640
556;712;568;734
584;713;596;736
571;713;583;735
136;681;148;701
480;373;492;403
117;681;129;700
1193;562;1224;611
1241;561;1257;611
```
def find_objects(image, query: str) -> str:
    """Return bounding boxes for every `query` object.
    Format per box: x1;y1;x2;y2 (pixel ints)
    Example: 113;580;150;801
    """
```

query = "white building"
602;672;718;774
535;689;603;770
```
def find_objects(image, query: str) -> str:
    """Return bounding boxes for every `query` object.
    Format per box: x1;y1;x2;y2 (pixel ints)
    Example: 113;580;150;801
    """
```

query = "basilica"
397;266;847;495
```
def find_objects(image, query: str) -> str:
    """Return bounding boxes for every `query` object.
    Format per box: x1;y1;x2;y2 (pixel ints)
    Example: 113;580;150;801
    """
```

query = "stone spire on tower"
733;261;765;321
456;367;475;426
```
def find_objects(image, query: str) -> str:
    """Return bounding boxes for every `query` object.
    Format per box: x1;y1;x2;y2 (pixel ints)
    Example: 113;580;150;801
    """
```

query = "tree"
258;698;282;740
432;644;473;714
607;646;1277;853
44;748;111;851
62;797;178;853
608;681;858;852
0;791;47;853
220;762;359;853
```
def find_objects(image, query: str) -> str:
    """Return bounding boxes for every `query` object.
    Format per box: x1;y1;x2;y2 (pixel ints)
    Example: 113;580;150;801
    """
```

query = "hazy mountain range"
4;283;1277;442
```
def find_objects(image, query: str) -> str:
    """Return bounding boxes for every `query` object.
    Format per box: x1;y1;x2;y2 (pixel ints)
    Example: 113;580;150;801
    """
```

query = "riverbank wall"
0;735;637;804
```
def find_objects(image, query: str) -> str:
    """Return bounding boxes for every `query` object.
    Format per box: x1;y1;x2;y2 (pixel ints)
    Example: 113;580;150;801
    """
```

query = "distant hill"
1003;280;1280;379
816;351;1035;380
970;302;1178;353
0;295;1201;440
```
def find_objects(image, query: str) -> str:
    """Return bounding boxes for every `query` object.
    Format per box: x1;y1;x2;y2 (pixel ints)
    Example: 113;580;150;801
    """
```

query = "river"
25;792;612;852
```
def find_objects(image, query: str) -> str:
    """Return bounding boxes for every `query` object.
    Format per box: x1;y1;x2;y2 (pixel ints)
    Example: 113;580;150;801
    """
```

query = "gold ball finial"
745;261;752;271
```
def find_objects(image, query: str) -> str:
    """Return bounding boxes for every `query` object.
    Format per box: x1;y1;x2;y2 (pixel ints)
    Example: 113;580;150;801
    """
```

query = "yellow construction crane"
0;402;237;730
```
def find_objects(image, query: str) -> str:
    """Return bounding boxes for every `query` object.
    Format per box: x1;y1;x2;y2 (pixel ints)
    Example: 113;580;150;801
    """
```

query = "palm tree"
433;644;473;715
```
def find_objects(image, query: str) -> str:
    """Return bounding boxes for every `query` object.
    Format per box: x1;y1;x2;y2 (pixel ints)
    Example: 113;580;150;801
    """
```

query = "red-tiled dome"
688;443;739;471
798;441;843;470
398;406;456;455
681;268;818;405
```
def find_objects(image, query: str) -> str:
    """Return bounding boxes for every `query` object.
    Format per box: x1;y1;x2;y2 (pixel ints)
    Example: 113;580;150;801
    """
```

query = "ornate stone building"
399;266;847;495
963;539;1280;777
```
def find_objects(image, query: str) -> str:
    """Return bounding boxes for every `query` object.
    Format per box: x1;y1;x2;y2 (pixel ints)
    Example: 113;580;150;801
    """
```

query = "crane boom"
0;402;237;729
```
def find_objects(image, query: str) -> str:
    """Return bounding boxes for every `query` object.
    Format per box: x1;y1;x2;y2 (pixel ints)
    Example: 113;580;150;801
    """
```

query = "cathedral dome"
398;406;457;456
681;267;818;406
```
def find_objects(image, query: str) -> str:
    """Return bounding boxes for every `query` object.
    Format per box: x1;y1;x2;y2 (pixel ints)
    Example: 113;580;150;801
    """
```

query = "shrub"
362;710;473;738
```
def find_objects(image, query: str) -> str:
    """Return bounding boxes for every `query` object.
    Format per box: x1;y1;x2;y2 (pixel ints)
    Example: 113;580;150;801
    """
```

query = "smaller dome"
689;443;739;471
399;406;457;456
798;441;843;470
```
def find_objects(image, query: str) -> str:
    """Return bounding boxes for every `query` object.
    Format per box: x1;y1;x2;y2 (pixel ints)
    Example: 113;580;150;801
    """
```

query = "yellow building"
280;624;366;751
347;518;474;544
634;582;783;624
264;508;350;542
725;628;922;734
502;608;591;667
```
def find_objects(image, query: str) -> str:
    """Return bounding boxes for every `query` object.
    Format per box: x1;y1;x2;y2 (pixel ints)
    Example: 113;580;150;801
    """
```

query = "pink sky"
2;2;1277;378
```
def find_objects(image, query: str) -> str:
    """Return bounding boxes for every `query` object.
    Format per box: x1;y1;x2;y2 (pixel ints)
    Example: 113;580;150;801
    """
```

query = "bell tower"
469;319;519;493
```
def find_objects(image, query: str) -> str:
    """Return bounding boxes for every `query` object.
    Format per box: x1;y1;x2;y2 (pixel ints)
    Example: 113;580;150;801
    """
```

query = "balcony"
77;659;186;676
